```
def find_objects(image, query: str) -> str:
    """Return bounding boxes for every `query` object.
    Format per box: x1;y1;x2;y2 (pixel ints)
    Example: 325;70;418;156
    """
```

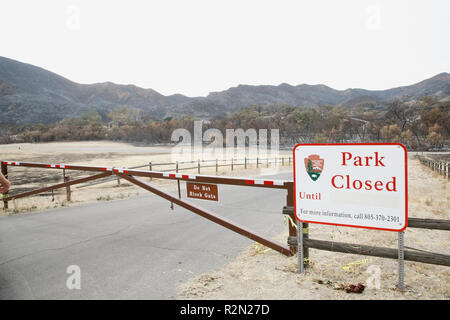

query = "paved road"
0;172;292;299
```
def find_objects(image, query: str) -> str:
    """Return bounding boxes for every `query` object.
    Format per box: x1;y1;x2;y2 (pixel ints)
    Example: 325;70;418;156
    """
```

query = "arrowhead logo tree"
304;154;324;181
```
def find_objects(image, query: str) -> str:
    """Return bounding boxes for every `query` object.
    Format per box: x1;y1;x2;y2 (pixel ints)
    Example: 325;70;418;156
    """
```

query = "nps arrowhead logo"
304;154;324;181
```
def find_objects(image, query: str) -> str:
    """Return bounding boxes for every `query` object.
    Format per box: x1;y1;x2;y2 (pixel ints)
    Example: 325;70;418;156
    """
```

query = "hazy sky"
1;0;449;96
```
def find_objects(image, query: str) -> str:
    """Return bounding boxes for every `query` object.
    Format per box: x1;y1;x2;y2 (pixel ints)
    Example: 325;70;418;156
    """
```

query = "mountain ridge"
0;56;449;124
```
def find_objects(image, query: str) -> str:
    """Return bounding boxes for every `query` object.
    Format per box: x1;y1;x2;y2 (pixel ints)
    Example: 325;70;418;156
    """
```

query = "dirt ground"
0;141;291;215
177;155;449;300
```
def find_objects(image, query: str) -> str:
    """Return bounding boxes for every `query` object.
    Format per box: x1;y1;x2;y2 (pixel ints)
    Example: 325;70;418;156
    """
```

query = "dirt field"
0;141;291;215
177;155;449;300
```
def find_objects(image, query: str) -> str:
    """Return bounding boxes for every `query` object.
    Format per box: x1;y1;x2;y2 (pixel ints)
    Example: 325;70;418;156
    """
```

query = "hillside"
0;56;449;124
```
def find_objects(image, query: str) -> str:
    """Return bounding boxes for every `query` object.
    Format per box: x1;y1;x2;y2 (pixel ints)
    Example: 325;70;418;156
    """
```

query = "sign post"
398;231;405;290
293;143;408;285
297;220;304;274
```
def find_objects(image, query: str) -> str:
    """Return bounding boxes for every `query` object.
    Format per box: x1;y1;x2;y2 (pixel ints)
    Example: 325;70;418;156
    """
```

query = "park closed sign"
293;143;408;231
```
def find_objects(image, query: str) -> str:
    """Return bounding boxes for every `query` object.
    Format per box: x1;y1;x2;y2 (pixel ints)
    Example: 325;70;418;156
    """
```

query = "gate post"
286;182;297;254
1;162;8;209
286;182;309;266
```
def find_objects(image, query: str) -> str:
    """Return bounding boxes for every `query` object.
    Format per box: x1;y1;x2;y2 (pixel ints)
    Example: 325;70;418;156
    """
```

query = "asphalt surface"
0;172;292;299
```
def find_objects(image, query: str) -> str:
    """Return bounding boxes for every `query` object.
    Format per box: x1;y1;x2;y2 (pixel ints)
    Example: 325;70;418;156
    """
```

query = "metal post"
231;158;234;171
398;231;405;290
1;162;8;209
282;157;284;166
216;159;218;173
256;157;259;168
198;159;200;174
244;157;247;169
303;222;309;266
298;220;304;274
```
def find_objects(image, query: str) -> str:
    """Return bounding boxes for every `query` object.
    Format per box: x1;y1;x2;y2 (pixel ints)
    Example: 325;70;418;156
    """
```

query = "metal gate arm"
116;173;293;257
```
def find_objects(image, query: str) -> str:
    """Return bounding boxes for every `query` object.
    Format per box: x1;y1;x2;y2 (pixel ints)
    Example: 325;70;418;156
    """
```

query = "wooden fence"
283;206;450;267
80;156;293;188
417;155;449;179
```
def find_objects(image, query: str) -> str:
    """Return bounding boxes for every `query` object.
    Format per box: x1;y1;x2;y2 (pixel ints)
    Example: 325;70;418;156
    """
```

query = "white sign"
293;143;407;231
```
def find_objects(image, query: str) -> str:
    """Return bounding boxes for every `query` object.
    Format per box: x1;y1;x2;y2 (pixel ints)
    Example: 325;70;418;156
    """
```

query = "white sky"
0;0;449;97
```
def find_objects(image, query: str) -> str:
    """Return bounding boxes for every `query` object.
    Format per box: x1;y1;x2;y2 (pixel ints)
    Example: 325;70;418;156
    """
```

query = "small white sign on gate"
293;143;407;232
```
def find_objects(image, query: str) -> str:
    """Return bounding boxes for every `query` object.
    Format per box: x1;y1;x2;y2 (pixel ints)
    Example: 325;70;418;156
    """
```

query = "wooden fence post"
446;162;449;179
63;169;71;202
149;162;152;181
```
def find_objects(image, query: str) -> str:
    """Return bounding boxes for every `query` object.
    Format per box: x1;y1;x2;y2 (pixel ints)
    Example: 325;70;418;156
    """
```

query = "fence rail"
287;237;450;267
417;155;449;179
